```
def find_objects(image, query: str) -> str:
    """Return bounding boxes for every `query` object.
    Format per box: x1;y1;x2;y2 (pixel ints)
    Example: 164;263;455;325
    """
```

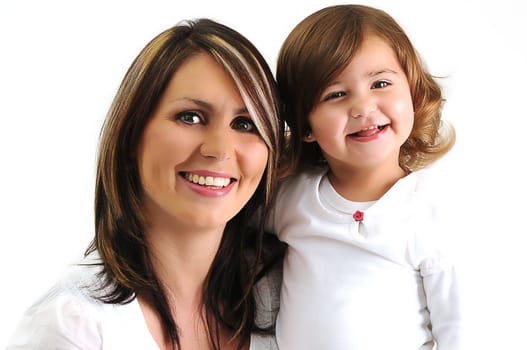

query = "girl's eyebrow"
325;68;400;88
172;97;249;115
366;69;398;78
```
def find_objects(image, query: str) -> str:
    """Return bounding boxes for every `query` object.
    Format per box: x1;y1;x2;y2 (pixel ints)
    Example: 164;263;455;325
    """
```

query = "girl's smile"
348;124;389;141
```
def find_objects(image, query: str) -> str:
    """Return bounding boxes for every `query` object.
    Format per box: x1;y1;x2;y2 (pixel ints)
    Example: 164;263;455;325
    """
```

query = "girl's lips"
348;124;389;141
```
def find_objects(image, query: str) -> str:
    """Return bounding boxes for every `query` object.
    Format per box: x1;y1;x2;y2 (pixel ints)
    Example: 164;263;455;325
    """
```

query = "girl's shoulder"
278;168;327;197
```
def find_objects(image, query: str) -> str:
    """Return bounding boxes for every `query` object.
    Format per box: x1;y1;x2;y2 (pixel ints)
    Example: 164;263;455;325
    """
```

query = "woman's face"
137;53;268;233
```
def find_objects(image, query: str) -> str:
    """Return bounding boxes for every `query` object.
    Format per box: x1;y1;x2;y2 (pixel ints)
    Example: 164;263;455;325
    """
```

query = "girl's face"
306;34;414;175
137;53;268;233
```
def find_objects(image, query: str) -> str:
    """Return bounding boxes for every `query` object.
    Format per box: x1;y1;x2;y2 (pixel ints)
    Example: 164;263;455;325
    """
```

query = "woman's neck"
139;223;227;350
146;223;224;300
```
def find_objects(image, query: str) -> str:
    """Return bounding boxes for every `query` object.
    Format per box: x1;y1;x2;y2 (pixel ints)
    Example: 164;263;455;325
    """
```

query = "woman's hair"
85;18;283;349
277;4;455;175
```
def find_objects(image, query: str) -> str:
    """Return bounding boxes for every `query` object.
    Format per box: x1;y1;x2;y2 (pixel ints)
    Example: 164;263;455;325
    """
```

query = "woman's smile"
183;171;235;188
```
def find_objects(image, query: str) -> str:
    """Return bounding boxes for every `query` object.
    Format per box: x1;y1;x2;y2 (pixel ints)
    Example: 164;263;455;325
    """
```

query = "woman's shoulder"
26;256;107;315
252;233;284;328
6;259;106;348
251;261;282;350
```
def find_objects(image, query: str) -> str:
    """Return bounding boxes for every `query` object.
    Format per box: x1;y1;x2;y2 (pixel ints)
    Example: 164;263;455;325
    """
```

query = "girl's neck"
328;164;407;202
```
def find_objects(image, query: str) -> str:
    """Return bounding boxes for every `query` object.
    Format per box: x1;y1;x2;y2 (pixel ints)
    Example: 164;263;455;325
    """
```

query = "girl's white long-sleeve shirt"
268;169;464;350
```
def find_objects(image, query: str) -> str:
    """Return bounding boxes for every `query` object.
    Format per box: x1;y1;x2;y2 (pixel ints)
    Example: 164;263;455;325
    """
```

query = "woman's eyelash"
174;112;258;134
232;117;258;133
176;111;203;124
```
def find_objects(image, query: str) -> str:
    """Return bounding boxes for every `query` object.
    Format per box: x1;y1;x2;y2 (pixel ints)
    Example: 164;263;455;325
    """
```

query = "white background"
1;0;526;347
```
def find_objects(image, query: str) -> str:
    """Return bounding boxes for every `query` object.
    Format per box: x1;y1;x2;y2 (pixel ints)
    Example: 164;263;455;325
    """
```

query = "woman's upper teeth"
186;173;231;187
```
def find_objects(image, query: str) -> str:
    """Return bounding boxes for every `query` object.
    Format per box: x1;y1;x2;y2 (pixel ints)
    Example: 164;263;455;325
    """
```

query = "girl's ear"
303;131;316;142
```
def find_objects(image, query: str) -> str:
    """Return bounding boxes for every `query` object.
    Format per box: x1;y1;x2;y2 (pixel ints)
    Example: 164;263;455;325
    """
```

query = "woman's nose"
200;127;232;161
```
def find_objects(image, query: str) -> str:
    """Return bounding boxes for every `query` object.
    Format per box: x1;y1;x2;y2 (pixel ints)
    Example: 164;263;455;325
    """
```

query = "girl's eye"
176;111;203;125
232;117;258;133
322;91;346;102
372;81;390;89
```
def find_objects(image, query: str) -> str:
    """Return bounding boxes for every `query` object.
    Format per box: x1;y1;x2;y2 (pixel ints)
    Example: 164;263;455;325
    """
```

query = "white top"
268;169;463;350
6;253;279;350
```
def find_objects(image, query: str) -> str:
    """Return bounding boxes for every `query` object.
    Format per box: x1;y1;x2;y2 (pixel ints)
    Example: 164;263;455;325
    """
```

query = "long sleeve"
420;252;464;350
411;171;465;349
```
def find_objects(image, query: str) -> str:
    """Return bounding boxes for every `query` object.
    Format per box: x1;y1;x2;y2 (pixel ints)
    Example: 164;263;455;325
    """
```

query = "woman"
7;18;285;350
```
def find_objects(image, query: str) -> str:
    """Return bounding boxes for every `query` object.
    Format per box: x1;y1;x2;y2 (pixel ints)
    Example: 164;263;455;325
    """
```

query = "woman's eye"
322;91;346;101
232;117;257;133
177;111;203;125
372;81;390;89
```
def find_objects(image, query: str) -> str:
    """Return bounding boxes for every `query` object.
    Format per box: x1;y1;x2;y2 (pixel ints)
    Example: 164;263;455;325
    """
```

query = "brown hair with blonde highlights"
86;18;283;350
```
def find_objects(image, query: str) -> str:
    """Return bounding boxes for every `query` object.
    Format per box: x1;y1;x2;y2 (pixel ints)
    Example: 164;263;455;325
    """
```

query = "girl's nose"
349;94;377;119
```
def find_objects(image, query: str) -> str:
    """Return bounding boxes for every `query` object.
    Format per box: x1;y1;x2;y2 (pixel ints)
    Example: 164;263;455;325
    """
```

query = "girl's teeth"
186;173;231;187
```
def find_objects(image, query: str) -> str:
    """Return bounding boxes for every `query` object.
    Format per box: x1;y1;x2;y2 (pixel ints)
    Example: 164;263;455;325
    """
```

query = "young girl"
270;5;463;350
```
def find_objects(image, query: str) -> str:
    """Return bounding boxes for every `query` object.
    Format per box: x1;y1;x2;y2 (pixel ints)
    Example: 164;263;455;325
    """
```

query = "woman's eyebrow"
174;97;249;115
